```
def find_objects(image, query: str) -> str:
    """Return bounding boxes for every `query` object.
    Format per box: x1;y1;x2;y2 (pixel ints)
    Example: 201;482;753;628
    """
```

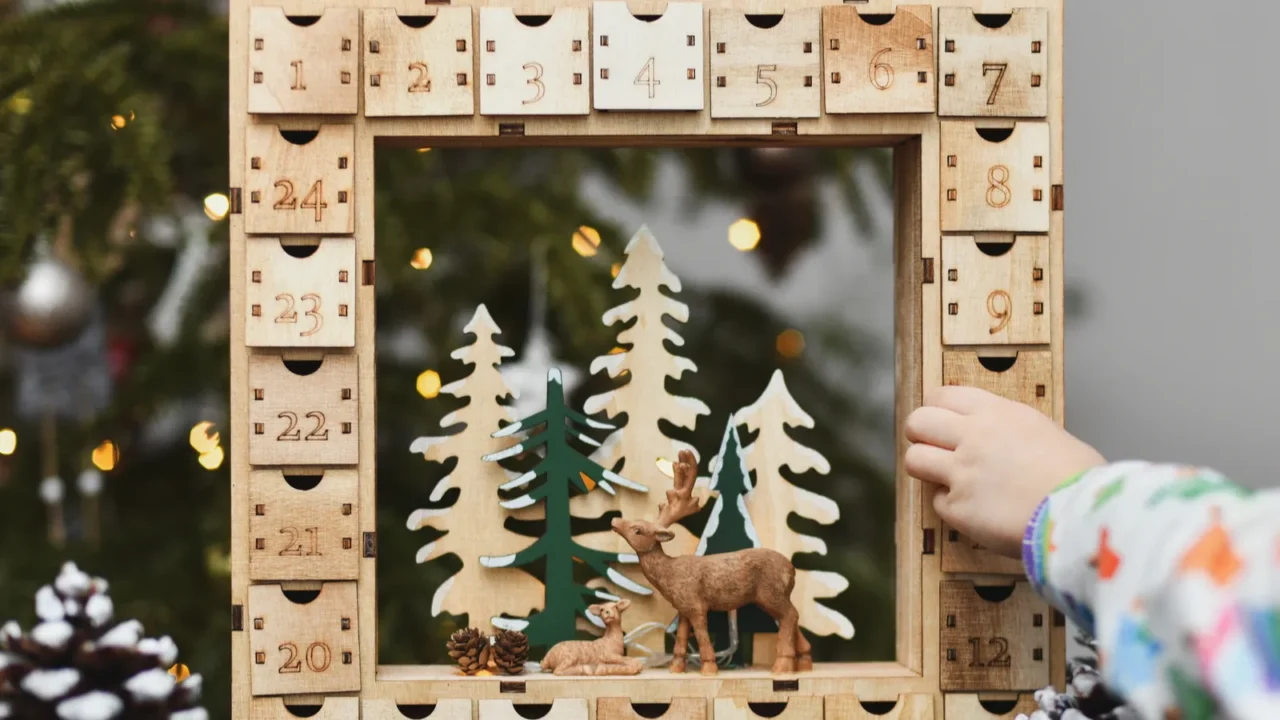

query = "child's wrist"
1021;494;1052;594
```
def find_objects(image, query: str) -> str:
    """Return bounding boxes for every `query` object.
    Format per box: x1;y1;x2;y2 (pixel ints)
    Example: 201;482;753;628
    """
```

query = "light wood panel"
363;698;473;720
598;697;707;720
823;694;935;720
822;5;935;114
592;1;706;111
480;699;590;720
249;697;360;719
363;8;476;117
248;353;360;467
940;236;1050;346
708;9;821;119
245;237;356;348
247;7;359;115
939;582;1050;692
942;694;1039;720
478;7;591;115
940;121;1051;233
938;8;1049;118
248;582;360;695
714;697;822;720
249;469;360;581
245;124;355;235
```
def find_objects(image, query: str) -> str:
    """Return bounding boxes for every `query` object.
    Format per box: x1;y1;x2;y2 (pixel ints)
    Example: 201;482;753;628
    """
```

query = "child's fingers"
905;406;963;449
905;442;954;486
932;487;954;521
922;385;997;415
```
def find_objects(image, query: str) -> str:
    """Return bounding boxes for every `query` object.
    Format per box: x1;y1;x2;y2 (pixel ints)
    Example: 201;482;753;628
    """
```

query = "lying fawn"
611;450;812;675
539;600;644;676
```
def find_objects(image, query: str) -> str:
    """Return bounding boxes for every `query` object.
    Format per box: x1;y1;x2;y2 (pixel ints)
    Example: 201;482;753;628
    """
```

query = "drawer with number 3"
245;125;354;236
479;7;590;116
249;469;359;581
246;238;355;348
248;582;359;696
248;354;358;467
942;236;1049;346
942;121;1050;233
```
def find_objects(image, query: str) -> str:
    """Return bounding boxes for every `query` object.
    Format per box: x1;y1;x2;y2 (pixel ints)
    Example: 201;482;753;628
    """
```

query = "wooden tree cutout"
572;225;711;637
407;305;543;630
734;370;854;640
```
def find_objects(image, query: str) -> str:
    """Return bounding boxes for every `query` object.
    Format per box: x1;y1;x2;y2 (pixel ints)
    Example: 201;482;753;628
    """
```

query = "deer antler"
656;449;702;527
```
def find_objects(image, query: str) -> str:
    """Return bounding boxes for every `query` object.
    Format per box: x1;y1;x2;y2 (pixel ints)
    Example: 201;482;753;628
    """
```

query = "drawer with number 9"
479;7;590;116
942;235;1049;346
245;125;355;236
248;354;358;467
942;121;1050;233
593;1;705;112
248;582;359;696
246;238;356;349
249;469;359;581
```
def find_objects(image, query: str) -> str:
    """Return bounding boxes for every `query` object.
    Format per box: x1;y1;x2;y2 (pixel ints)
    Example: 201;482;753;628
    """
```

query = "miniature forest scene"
378;148;897;674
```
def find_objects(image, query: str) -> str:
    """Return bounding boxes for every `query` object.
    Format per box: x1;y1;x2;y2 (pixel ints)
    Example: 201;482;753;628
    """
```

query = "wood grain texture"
822;694;934;720
939;582;1050;692
248;353;359;466
592;2;705;111
822;5;935;114
708;9;820;119
362;698;473;720
245;237;356;348
940;236;1050;345
480;699;590;720
249;468;360;580
245;124;355;235
248;582;360;695
942;693;1039;720
247;6;358;115
940;121;1050;233
250;696;360;719
479;7;591;115
712;696;822;720
364;8;476;117
940;525;1024;576
597;697;707;720
938;7;1048;118
942;351;1052;415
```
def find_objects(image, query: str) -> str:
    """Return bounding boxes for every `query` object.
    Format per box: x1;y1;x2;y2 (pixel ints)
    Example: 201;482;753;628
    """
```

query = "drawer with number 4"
479;7;590;116
709;9;820;119
245;125;354;236
246;238;356;348
942;122;1050;233
249;469;359;581
822;5;935;114
248;7;358;115
939;7;1048;118
593;1;705;111
940;581;1050;692
941;236;1049;346
248;354;358;467
248;582;359;696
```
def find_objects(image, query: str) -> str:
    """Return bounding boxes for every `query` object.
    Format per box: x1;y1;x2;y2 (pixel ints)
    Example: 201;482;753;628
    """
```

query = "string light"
189;422;220;453
417;147;432;153
410;248;434;270
203;193;230;222
198;446;225;471
6;92;31;115
168;664;191;682
0;429;15;456
610;263;621;278
572;226;601;257
728;218;761;251
417;369;442;399
776;329;806;358
91;441;119;472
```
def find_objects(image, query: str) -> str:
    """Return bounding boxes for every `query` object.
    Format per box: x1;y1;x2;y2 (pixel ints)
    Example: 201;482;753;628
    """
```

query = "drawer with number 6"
245;124;354;236
248;582;359;696
248;354;359;467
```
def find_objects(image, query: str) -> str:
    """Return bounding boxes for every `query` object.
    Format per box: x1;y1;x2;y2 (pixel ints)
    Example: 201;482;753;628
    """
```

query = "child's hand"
905;386;1105;558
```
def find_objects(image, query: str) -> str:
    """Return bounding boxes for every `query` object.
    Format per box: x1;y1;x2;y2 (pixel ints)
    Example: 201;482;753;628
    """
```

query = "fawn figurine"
539;600;645;676
611;450;812;675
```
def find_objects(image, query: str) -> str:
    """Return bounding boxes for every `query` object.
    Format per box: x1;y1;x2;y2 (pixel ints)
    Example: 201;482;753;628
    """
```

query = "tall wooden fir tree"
573;225;711;639
407;305;543;630
481;369;653;648
735;370;855;642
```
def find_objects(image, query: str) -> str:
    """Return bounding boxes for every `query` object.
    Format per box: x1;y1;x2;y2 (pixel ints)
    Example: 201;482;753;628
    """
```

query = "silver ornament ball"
10;255;94;347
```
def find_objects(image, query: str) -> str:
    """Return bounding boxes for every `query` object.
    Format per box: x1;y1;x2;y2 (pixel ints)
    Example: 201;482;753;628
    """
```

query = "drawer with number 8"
246;238;355;348
245;125;354;236
941;121;1050;233
248;582;359;696
248;354;358;467
942;236;1049;346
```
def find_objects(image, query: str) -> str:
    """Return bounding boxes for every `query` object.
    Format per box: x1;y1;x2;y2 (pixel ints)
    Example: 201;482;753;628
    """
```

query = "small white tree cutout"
407;304;543;629
572;225;711;638
734;369;854;640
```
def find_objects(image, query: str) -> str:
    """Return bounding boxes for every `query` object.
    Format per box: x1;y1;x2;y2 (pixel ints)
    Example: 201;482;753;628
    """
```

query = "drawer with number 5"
245;124;354;235
248;582;359;696
248;354;358;467
941;121;1050;234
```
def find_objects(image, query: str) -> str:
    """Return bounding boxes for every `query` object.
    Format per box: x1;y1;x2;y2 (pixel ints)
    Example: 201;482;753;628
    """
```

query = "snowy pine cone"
0;562;207;720
1015;632;1135;720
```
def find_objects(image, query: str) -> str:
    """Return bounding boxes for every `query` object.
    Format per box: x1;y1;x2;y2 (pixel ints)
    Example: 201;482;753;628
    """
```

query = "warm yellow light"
417;369;442;399
608;347;625;355
0;429;15;456
111;115;127;130
610;263;621;278
6;92;31;115
203;193;230;221
168;664;191;682
655;458;674;478
572;226;601;257
189;422;220;453
198;446;225;471
776;329;806;358
417;147;432;153
728;218;761;252
91;441;119;472
410;247;434;270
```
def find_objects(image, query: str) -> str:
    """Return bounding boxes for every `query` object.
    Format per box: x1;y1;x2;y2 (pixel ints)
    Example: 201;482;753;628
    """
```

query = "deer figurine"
539;600;644;676
611;450;812;675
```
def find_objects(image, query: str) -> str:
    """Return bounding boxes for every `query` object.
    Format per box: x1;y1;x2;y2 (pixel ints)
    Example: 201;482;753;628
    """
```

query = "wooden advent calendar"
228;0;1066;718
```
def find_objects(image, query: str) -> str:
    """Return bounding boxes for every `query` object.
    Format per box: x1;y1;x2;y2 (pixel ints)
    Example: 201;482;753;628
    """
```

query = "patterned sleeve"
1020;461;1280;719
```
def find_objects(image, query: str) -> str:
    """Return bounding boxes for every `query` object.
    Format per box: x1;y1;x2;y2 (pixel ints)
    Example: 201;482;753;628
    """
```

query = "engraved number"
291;60;306;90
968;636;1012;668
301;181;327;222
986;165;1011;208
634;57;660;99
409;61;431;92
755;64;778;106
274;293;322;337
273;180;297;211
277;642;332;674
523;62;545;105
277;411;301;441
279;527;321;556
275;293;297;324
982;62;1007;105
306;412;328;441
986;290;1012;334
869;48;894;90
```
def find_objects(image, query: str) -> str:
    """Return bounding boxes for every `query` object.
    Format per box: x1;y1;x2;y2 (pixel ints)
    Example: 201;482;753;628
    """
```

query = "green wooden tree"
479;369;653;649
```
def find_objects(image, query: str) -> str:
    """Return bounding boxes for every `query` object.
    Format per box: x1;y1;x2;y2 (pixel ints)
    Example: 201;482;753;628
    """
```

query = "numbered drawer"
941;236;1049;345
364;8;475;117
593;1;705;111
251;697;359;720
246;238;356;348
248;354;358;467
824;695;934;720
598;698;705;720
364;699;472;720
480;700;589;720
939;8;1048;118
479;7;589;116
248;582;359;696
714;698;821;720
943;351;1052;416
940;581;1050;692
708;9;819;119
248;7;358;115
943;694;1039;720
245;125;354;236
822;5;935;114
941;122;1050;233
249;469;359;581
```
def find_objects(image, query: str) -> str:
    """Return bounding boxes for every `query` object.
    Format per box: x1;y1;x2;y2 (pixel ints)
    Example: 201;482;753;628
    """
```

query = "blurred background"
1;0;1277;717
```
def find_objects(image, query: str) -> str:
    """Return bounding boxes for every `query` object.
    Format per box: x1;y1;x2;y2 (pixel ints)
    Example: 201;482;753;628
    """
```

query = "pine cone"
446;628;490;675
0;562;207;720
491;630;528;675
